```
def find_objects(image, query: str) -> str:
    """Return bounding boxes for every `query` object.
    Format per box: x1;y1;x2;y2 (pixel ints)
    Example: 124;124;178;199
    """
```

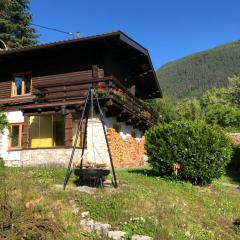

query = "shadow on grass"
73;177;99;187
232;219;240;232
127;168;159;177
226;146;240;184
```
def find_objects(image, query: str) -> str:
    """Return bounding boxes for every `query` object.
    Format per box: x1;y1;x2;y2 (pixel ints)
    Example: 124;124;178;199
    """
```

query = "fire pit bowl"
74;168;110;178
74;168;110;188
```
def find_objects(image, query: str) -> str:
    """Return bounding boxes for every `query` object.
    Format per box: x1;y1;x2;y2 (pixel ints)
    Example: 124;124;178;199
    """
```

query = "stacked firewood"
107;128;145;168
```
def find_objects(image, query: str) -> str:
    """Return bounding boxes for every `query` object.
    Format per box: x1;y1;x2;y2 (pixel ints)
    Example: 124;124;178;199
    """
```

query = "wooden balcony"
9;76;157;131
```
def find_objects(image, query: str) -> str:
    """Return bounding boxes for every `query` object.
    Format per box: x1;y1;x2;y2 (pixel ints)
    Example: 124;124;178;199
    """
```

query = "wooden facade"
0;31;162;150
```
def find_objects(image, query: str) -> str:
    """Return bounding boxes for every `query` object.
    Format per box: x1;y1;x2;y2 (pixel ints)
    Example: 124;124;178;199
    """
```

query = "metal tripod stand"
63;87;118;190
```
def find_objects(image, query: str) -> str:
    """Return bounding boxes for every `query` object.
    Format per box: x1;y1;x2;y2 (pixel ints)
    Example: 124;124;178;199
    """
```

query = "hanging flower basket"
96;85;108;97
112;88;127;101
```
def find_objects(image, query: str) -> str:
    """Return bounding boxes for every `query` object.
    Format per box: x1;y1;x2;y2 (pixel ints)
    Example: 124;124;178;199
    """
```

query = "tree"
176;98;204;121
201;87;230;107
228;76;240;106
145;98;179;123
156;41;240;100
205;104;240;130
201;78;240;131
145;97;204;123
0;0;39;48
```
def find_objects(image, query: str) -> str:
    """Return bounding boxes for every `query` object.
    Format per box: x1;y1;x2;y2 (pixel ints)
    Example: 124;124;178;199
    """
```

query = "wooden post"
92;65;99;78
65;113;73;147
22;115;29;148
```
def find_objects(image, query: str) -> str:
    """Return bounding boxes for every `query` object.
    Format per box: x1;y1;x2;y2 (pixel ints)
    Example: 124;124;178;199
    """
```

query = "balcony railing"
32;76;157;128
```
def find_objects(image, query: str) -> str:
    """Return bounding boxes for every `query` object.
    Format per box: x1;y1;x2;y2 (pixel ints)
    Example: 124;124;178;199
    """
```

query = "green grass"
0;165;240;239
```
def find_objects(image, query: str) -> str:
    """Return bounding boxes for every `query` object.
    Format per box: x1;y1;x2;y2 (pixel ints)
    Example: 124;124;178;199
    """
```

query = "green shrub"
145;120;233;185
205;104;240;129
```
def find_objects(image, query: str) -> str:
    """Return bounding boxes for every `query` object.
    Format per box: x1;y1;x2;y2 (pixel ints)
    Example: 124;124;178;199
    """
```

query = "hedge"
145;120;233;185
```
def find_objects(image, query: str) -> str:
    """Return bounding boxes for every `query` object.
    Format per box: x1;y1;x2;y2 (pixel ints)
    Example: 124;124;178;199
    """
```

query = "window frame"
11;72;32;97
8;123;23;150
28;114;66;149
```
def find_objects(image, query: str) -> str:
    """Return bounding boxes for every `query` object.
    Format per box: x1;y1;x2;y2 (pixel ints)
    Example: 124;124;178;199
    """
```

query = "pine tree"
0;0;39;48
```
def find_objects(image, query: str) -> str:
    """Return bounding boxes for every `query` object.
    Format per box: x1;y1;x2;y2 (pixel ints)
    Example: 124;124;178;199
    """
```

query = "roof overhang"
0;31;162;98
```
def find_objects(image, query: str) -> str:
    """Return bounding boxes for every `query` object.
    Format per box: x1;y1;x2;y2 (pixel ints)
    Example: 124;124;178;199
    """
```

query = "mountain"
156;41;240;99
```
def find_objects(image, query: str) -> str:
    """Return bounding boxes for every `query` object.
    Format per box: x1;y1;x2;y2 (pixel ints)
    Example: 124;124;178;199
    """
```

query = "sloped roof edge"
0;31;148;56
0;30;162;98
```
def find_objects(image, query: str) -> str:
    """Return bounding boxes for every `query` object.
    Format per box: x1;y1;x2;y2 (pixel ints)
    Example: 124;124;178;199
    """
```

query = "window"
9;124;23;149
28;115;65;148
12;73;31;96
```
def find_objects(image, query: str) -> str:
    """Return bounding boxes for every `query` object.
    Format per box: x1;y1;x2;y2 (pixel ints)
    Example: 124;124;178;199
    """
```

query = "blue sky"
30;0;240;69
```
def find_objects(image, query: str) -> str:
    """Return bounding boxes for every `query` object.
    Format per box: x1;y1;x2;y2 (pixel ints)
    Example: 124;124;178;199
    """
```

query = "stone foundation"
1;111;146;168
107;128;145;168
20;128;145;168
2;159;21;167
20;148;87;167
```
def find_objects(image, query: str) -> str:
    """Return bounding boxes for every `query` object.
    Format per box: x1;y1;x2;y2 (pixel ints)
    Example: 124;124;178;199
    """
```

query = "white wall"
104;114;142;140
0;110;144;167
77;112;143;166
0;111;24;166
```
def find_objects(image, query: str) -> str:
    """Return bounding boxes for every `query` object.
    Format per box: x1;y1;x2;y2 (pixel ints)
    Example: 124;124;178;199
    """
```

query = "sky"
30;0;240;69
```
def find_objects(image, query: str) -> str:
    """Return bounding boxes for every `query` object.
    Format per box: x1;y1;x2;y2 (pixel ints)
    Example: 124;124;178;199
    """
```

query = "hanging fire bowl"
74;168;110;178
74;167;111;188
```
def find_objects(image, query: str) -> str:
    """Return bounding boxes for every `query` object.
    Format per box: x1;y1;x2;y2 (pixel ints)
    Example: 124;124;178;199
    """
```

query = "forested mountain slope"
156;41;240;99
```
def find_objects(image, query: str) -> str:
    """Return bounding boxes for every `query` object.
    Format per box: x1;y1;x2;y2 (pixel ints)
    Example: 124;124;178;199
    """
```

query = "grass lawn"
0;165;240;240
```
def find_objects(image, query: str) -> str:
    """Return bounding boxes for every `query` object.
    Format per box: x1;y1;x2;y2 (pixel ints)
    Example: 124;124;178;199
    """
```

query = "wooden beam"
116;111;132;122
139;70;153;77
65;113;73;147
22;115;29;148
126;117;139;125
34;76;113;89
21;99;86;110
105;109;122;117
117;115;130;122
92;65;99;78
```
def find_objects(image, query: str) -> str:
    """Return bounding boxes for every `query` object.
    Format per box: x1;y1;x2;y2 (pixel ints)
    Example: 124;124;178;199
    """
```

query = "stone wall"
107;128;145;168
20;127;145;168
21;148;86;167
1;111;146;168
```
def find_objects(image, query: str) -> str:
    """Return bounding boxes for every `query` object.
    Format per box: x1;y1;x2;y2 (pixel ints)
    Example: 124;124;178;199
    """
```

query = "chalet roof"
0;31;148;55
0;31;162;98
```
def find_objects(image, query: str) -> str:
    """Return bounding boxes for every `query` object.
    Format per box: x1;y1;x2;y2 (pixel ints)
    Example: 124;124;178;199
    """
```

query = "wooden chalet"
0;31;162;168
